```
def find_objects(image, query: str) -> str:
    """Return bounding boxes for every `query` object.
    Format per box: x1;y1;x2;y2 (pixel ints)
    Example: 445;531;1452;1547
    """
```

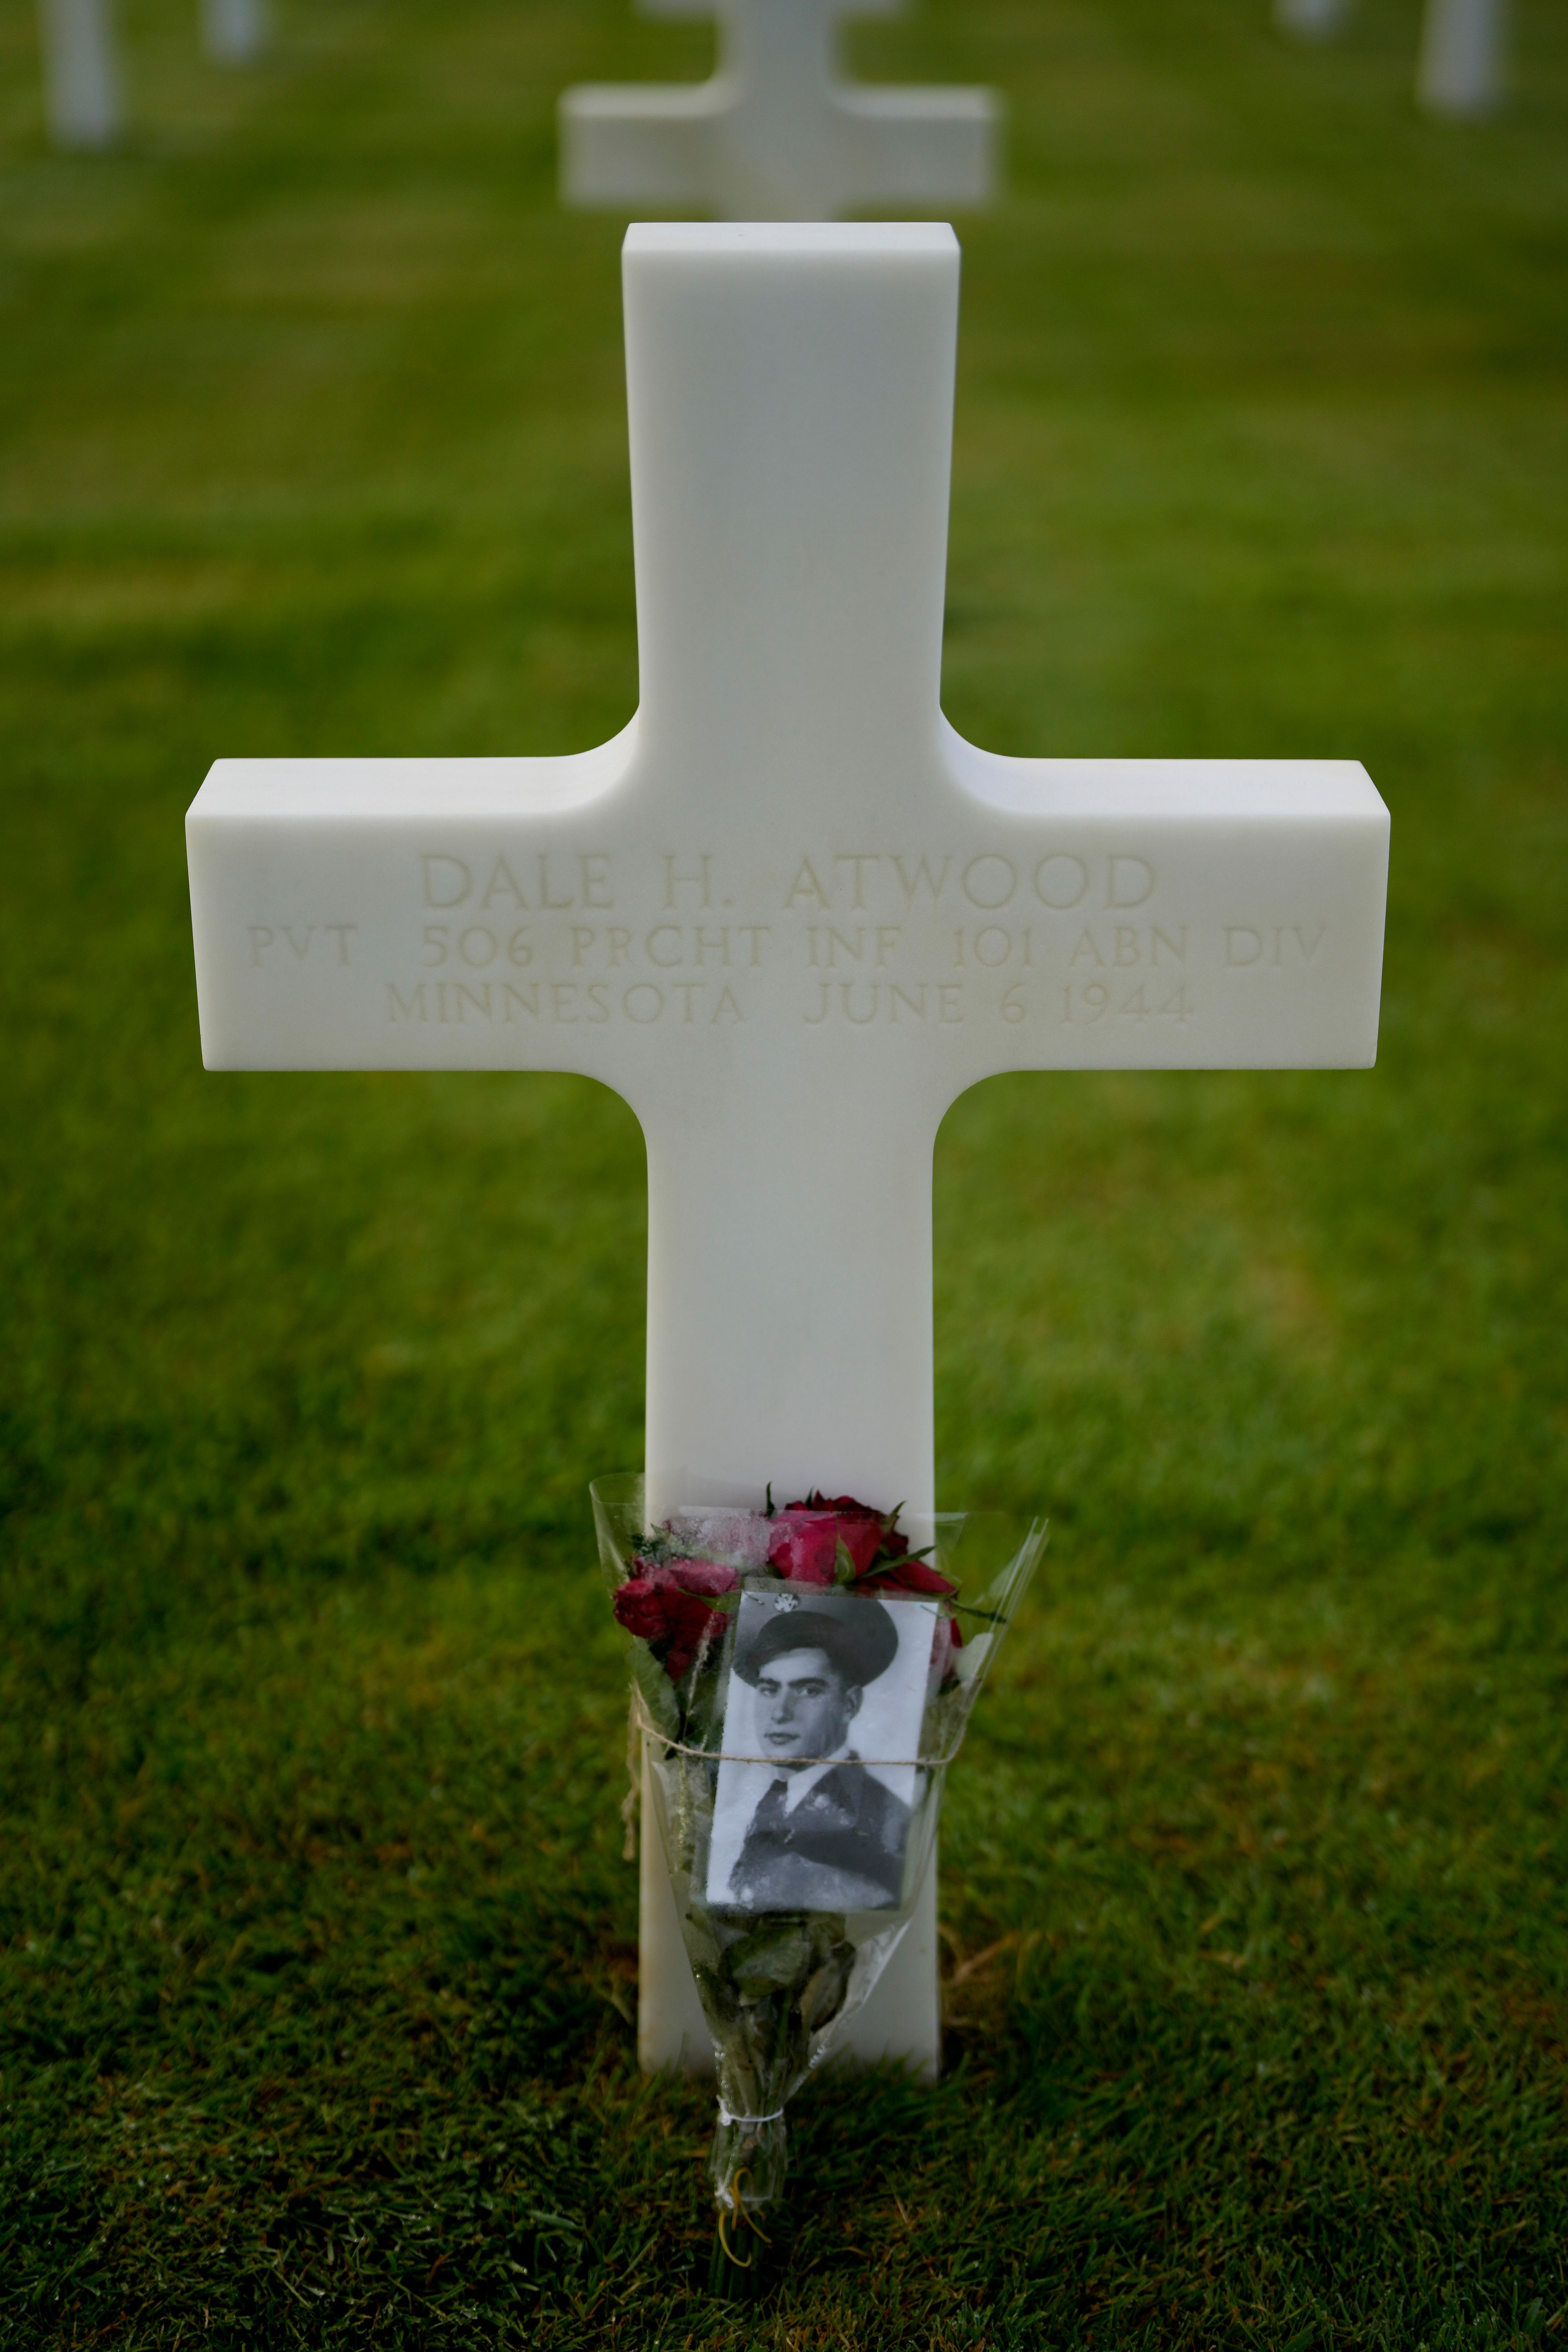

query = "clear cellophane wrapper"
592;1477;1046;2230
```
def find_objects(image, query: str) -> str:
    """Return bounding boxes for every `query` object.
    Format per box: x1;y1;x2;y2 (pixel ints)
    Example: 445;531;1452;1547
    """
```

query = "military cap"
734;1601;900;1691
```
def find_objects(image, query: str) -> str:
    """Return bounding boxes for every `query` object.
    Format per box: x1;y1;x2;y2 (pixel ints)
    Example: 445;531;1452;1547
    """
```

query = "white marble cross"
1418;0;1506;114
202;0;268;68
560;0;996;221
37;0;122;149
186;223;1389;2077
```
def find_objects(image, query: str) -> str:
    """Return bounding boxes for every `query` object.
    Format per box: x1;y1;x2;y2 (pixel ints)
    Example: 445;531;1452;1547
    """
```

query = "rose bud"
615;1558;737;1678
660;1589;727;1681
766;1514;841;1584
613;1574;675;1643
773;1498;886;1579
665;1557;739;1598
857;1557;957;1600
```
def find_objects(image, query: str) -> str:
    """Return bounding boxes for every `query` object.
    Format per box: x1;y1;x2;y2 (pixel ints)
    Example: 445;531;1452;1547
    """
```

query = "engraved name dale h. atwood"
187;223;1389;2079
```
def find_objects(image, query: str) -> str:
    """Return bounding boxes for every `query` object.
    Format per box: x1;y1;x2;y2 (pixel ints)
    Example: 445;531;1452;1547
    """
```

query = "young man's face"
757;1647;858;1767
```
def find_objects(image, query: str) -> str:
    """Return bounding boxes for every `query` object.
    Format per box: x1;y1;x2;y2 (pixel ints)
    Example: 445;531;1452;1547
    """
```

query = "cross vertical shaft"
624;226;958;1520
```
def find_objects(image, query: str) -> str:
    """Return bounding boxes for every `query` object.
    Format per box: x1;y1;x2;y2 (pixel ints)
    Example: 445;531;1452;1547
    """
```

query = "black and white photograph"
706;1591;936;1914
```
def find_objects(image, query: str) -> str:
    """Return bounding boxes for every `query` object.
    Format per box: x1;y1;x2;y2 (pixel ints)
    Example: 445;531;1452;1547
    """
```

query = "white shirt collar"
779;1743;854;1813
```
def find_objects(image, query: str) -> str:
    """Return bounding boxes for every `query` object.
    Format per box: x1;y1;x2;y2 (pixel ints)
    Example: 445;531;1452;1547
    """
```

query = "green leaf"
725;1921;815;2000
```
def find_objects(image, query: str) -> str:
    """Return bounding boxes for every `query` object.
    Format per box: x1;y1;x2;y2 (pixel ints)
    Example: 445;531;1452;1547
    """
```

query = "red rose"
613;1557;737;1680
767;1514;843;1584
659;1590;726;1681
856;1558;956;1600
654;1556;739;1600
614;1575;676;1643
792;1494;889;1546
771;1494;892;1583
932;1613;964;1685
617;1554;739;1602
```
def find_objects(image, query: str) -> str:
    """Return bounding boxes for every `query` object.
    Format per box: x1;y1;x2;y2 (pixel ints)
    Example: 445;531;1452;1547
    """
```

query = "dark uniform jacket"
729;1756;912;1913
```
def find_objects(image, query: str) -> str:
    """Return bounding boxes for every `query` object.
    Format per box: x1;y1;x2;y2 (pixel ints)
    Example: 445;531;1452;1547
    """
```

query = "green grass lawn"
2;0;1566;2342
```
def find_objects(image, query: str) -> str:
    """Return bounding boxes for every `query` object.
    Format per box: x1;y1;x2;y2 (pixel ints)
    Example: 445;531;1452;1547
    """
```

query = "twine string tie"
629;1688;953;1769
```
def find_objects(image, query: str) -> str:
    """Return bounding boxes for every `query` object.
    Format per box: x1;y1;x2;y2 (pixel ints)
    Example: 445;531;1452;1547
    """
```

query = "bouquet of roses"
592;1477;1044;2290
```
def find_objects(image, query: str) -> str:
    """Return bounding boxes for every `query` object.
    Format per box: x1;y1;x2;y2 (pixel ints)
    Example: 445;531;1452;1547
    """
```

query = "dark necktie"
754;1776;791;1831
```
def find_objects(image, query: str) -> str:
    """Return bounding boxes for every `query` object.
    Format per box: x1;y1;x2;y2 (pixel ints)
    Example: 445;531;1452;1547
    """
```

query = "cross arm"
931;728;1390;1092
828;84;998;212
185;727;655;1081
185;727;1390;1091
561;82;724;211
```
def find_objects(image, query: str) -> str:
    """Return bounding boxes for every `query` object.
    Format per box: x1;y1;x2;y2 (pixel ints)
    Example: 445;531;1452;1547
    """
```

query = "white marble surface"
560;0;996;221
38;0;121;149
187;221;1390;2078
1418;0;1506;113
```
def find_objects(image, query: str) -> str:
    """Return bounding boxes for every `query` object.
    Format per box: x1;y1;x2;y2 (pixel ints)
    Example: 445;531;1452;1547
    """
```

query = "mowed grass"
1;0;1566;2342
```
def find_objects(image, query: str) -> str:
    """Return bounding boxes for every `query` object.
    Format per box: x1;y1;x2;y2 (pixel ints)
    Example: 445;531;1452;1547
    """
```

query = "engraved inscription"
663;854;713;909
419;853;615;912
421;923;533;969
778;851;1160;916
238;847;1363;1042
248;922;359;966
806;926;903;968
564;924;775;970
1062;979;1192;1024
1065;925;1188;970
1224;924;1327;968
951;925;1036;968
803;981;964;1025
386;979;745;1027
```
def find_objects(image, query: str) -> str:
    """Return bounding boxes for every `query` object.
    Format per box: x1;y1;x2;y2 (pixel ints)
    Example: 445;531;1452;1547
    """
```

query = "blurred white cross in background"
1418;0;1506;114
561;0;997;221
1274;0;1349;39
37;0;122;148
1275;0;1507;114
202;0;268;69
